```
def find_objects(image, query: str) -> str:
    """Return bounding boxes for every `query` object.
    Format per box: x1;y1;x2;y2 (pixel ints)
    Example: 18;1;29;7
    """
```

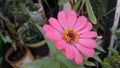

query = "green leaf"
93;53;102;63
12;42;17;51
58;0;70;6
0;34;7;43
56;54;80;68
60;63;67;68
5;36;12;43
21;59;43;68
116;28;120;38
35;24;57;54
84;61;95;66
103;57;112;63
111;56;118;62
96;45;106;53
21;59;60;68
108;47;119;56
116;40;120;46
0;57;3;64
0;12;5;19
102;63;113;68
41;59;60;68
7;23;15;32
85;0;97;24
0;34;12;43
19;2;28;15
73;0;81;11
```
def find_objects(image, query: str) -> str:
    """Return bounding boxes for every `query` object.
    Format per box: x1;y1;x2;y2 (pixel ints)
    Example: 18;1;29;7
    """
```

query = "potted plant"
27;0;46;20
0;12;34;68
18;21;49;59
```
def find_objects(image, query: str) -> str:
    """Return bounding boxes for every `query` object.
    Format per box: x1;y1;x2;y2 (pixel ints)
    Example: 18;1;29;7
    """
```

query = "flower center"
63;28;79;43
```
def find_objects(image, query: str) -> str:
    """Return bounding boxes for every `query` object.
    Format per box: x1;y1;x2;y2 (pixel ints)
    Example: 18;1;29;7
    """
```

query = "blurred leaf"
85;0;97;24
0;34;7;43
83;56;88;61
58;0;70;6
35;24;57;54
3;2;9;14
108;47;119;56
116;40;120;46
102;63;113;68
84;61;95;66
19;2;28;15
0;57;3;64
102;57;113;68
0;12;5;19
116;28;120;38
103;57;112;63
21;59;43;68
11;0;19;11
60;62;67;68
11;41;17;51
21;59;60;68
96;45;106;53
111;56;118;62
41;60;60;68
5;18;15;31
56;54;80;68
93;53;102;63
5;36;12;43
118;56;120;60
0;34;12;43
8;23;15;31
73;0;81;11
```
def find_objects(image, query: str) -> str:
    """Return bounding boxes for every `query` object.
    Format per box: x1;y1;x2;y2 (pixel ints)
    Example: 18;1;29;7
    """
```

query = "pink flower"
43;10;97;64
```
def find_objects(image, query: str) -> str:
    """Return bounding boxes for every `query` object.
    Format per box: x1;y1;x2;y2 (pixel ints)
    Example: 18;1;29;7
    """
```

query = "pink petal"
75;43;95;57
67;10;77;27
55;40;67;50
43;24;51;32
78;22;92;34
78;39;97;48
64;45;74;60
45;26;62;41
58;11;68;29
74;16;87;31
49;17;63;33
72;46;83;64
80;31;97;39
46;31;62;41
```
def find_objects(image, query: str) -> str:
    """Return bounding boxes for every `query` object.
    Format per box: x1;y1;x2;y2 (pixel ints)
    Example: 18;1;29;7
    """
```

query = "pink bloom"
43;10;97;64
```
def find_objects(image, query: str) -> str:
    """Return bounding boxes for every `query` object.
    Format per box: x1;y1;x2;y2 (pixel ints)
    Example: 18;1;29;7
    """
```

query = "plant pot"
22;37;49;59
28;3;46;20
5;46;34;68
18;23;49;59
28;43;49;59
23;39;49;59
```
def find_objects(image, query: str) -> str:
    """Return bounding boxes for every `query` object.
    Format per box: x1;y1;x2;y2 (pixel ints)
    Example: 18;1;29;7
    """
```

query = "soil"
8;46;26;61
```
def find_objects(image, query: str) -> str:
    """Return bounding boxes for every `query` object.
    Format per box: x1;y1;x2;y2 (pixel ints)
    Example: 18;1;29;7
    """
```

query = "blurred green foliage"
91;0;106;35
102;47;120;68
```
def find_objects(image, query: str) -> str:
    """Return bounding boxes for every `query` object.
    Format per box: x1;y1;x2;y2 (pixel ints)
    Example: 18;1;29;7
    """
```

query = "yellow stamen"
63;28;79;43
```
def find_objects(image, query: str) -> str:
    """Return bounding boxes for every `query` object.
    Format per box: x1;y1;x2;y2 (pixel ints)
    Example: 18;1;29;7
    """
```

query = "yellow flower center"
63;28;79;43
